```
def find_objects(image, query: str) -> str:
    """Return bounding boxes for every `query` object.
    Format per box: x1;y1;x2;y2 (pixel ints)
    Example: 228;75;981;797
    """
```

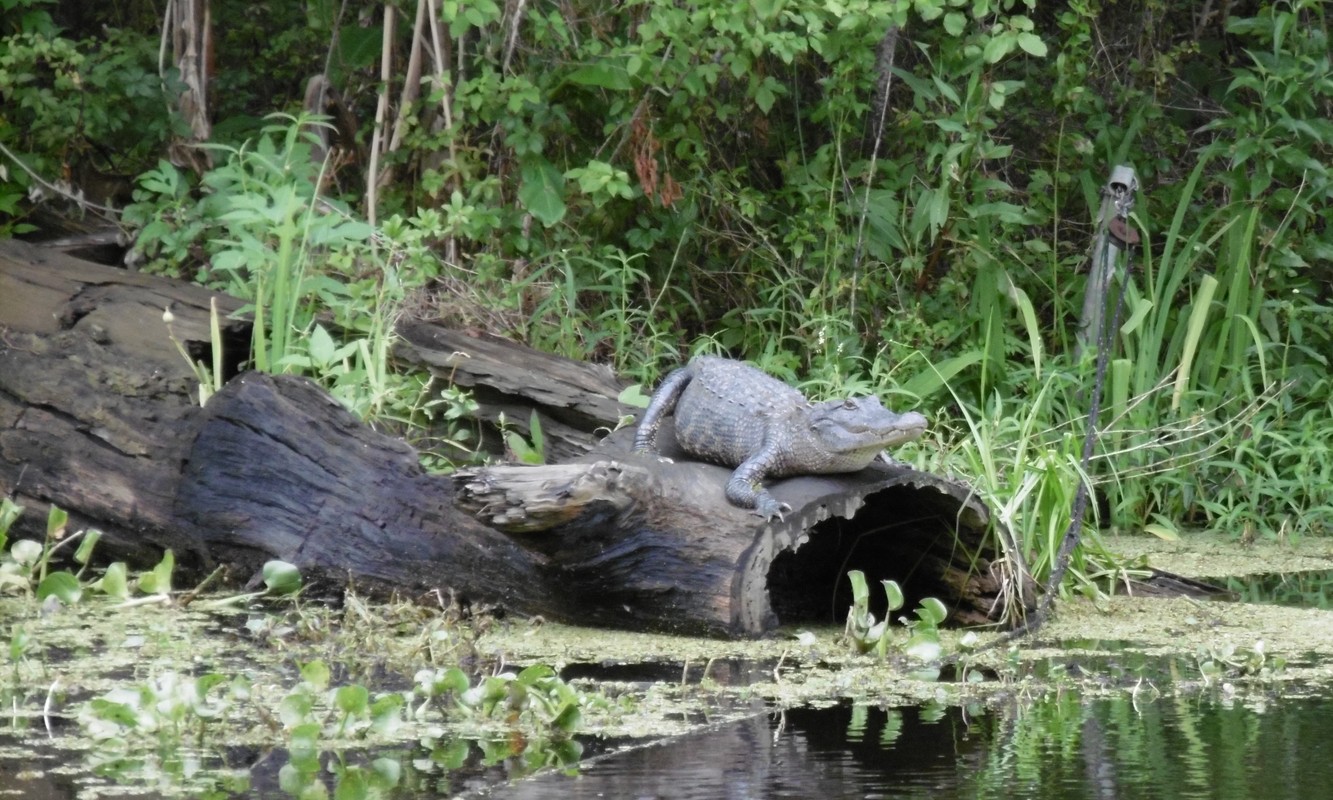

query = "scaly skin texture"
633;357;928;520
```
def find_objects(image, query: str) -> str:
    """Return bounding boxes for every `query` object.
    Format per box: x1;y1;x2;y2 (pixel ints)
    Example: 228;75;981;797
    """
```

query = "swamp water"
1203;569;1333;609
6;685;1333;799
479;694;1333;800
3;535;1333;799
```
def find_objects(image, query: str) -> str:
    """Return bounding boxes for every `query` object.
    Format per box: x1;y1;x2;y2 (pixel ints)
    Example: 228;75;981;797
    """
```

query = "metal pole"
1076;165;1139;358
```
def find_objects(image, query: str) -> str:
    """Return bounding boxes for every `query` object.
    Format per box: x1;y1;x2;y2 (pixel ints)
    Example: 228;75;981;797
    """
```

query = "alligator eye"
842;399;858;410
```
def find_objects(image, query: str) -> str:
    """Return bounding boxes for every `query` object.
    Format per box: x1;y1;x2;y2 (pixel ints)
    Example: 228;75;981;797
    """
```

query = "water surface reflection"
475;694;1333;800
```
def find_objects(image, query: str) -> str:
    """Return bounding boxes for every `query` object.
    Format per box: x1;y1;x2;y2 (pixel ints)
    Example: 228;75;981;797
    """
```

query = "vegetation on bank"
1;0;1330;596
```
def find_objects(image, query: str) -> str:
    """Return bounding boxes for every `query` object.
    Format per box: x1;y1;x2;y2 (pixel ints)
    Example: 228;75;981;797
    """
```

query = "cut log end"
455;461;653;534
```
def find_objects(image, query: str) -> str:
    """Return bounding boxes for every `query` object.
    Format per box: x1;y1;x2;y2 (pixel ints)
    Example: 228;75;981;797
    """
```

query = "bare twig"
849;22;902;320
387;0;429;156
502;0;529;75
366;3;397;227
424;0;462;264
0;140;121;218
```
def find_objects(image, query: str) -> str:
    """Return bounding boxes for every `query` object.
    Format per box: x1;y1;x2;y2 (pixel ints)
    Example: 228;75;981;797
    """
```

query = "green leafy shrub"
0;16;172;233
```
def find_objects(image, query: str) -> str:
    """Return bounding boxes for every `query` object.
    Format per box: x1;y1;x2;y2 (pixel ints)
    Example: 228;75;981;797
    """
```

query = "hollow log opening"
766;484;1000;628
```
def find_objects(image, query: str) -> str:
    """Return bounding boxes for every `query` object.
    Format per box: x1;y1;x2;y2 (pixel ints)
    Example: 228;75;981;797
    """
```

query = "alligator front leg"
726;449;792;521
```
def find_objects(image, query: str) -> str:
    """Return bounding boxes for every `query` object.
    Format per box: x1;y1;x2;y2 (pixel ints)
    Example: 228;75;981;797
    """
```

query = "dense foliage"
2;0;1330;584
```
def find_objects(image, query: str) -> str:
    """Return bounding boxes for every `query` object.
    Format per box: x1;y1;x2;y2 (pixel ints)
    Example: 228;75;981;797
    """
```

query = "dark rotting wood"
394;321;631;462
173;372;559;614
0;238;248;563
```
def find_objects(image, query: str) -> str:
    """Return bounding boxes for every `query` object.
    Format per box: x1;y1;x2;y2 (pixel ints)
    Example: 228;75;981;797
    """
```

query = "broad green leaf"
308;324;336;367
93;562;130;599
618;384;651;409
754;76;783;113
87;697;140;728
943;11;966;36
551;702;582;732
288;721;321;752
882;579;905;612
519;159;567;227
516;664;556;686
9;626;30;662
335;684;369;715
755;83;776;113
567;61;632;91
138;549;175;595
913;0;944;21
280;693;315;729
1017;32;1047;57
0;497;22;536
301;660;331;690
74;528;102;564
438;667;471;695
917;597;949;626
46;505;67;538
37;571;82;605
928;186;950;230
847;570;869;606
262;560;303;595
11;539;42;566
982;32;1015;63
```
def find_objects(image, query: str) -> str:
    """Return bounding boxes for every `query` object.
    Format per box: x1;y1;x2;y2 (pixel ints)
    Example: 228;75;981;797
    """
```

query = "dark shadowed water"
5;690;1333;798
1203;570;1333;609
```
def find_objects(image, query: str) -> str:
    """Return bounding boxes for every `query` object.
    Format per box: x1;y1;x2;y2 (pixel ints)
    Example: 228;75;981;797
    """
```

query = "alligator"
633;356;928;520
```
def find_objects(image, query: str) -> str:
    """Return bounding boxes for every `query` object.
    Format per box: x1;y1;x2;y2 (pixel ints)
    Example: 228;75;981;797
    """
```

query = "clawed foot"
753;496;793;522
632;446;673;464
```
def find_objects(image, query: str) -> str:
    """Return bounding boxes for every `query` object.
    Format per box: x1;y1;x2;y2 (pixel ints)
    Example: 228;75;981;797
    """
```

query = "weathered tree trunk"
173;372;557;615
167;0;214;173
0;239;245;563
1;240;1028;637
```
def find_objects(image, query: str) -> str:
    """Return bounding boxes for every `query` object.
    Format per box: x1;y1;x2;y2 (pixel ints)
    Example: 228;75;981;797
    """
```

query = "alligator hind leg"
633;364;695;453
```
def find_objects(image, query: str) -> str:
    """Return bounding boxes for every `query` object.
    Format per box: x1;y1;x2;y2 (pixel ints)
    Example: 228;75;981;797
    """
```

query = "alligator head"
809;396;928;458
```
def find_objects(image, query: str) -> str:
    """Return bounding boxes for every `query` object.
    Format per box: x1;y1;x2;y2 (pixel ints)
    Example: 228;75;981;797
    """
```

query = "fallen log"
172;372;558;616
454;425;1020;634
1;239;1029;636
